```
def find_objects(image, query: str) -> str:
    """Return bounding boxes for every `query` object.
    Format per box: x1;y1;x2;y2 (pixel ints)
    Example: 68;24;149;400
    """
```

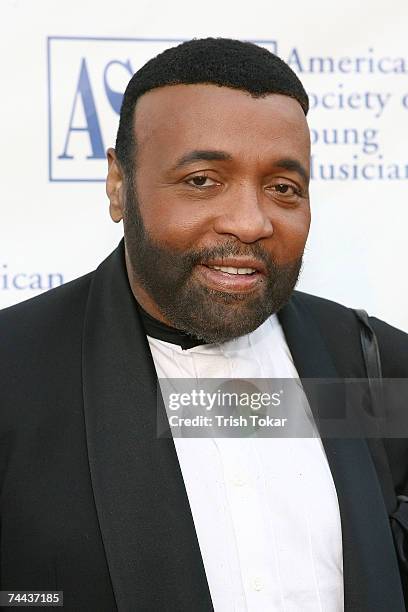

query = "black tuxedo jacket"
1;240;408;611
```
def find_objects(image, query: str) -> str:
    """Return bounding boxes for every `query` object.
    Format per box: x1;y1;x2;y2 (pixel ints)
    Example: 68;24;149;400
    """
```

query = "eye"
273;184;294;194
185;174;220;188
266;181;303;201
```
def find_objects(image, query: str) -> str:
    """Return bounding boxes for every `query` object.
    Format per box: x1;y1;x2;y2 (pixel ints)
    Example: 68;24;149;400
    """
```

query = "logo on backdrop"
48;37;407;183
47;37;277;182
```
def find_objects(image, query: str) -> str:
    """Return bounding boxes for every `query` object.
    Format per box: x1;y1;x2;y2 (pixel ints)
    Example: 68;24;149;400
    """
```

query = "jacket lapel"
279;294;405;612
82;241;213;612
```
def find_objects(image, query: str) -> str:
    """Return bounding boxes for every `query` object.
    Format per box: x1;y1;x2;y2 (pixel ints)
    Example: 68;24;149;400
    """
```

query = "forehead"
133;84;310;164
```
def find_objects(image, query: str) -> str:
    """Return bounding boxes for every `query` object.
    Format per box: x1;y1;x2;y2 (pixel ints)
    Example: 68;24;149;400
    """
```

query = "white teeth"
209;265;256;275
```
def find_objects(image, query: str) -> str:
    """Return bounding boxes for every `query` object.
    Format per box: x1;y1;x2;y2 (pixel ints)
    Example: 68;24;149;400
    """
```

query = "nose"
213;183;273;243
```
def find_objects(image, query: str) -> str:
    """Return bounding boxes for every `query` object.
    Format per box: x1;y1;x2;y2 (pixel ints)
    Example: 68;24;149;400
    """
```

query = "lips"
203;257;267;275
195;258;266;293
209;265;256;275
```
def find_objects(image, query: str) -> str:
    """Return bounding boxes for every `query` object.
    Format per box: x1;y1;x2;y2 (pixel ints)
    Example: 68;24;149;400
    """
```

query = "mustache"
185;241;277;270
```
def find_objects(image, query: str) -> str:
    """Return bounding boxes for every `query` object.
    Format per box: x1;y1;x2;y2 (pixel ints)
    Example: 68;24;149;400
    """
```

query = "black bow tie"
136;301;208;350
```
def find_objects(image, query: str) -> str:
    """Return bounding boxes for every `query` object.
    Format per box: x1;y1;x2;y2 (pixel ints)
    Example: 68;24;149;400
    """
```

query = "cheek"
271;210;310;262
139;192;214;250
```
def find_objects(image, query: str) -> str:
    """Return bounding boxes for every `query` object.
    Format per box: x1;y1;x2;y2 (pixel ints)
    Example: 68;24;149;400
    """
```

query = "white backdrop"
1;0;407;331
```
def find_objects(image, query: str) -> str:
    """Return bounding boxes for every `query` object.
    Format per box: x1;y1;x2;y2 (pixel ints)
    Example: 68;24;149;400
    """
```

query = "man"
1;38;407;611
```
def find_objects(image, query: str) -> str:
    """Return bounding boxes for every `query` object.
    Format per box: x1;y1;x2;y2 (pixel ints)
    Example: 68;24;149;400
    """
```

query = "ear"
106;148;125;223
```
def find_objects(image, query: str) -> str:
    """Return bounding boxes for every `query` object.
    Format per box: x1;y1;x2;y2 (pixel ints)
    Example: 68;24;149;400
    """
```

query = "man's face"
107;84;311;343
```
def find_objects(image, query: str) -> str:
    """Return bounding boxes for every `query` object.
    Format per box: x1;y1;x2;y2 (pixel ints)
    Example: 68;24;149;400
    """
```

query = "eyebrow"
274;158;310;183
171;150;309;183
172;149;233;170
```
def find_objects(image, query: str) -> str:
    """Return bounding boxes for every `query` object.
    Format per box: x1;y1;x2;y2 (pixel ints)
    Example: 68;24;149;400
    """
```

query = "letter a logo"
58;57;105;160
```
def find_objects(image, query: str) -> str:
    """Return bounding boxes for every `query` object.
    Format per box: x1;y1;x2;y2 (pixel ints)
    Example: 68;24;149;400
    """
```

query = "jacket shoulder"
0;271;93;359
292;290;408;377
293;289;359;321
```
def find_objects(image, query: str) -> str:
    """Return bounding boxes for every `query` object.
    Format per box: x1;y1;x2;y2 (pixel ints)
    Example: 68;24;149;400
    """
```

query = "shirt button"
252;577;264;591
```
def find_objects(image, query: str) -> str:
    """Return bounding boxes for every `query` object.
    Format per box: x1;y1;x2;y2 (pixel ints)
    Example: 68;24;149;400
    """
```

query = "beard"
123;183;303;344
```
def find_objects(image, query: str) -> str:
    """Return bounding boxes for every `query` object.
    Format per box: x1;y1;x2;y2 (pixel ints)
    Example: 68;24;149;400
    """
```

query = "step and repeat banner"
1;0;407;330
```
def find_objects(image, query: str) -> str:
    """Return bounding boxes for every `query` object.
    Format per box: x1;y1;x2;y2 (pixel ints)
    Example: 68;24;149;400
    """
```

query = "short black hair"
115;37;309;177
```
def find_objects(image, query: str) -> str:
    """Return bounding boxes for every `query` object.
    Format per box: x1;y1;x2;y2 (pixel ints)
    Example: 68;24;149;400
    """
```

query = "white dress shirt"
147;314;344;611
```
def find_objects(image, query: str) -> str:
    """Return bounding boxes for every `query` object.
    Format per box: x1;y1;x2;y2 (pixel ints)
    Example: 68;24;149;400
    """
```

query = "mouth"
195;258;266;293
